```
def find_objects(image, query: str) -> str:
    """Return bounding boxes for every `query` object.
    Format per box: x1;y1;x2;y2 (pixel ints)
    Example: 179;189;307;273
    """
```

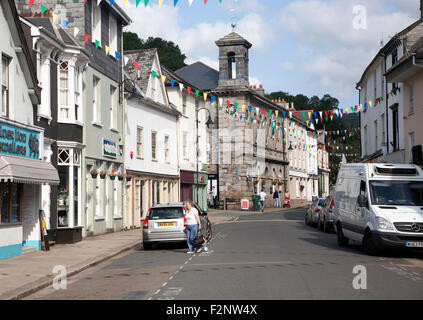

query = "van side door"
356;180;370;236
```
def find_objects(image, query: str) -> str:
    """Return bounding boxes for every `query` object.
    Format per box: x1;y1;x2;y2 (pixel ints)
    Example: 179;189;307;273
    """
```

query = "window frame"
136;126;144;159
92;0;102;47
58;60;70;120
0;183;23;225
408;84;414;115
110;85;118;130
164;135;170;163
0;54;10;118
92;75;101;124
109;12;118;57
151;130;157;161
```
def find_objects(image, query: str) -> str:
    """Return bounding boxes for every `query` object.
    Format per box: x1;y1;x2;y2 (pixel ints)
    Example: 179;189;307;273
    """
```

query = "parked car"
142;202;212;250
318;194;335;233
305;198;326;227
333;163;423;255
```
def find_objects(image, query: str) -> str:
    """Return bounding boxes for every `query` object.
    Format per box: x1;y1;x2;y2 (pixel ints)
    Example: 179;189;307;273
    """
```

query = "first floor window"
137;126;144;159
152;131;157;160
0;183;22;224
164;135;170;163
59;60;70;119
1;54;10;117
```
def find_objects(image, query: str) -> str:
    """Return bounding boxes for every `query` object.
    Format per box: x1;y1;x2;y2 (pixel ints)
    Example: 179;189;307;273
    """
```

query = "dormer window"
92;0;101;47
109;13;117;57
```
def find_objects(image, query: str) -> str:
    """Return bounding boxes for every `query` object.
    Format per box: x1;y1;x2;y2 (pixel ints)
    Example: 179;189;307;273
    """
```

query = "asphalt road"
27;208;423;300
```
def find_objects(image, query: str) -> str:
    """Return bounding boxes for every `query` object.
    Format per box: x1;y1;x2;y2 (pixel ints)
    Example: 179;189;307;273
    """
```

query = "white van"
333;163;423;255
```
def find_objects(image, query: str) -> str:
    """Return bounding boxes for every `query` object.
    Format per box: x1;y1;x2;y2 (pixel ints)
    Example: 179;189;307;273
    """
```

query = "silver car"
305;198;326;228
142;202;212;250
318;195;335;233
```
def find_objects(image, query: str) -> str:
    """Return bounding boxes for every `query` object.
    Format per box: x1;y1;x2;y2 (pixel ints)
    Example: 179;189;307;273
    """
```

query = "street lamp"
196;107;214;209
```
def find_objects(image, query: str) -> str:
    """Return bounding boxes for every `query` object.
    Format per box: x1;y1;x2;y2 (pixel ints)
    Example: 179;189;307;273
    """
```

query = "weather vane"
230;15;239;32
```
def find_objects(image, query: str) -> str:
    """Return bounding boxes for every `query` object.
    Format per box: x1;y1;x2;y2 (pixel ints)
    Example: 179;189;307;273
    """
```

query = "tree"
123;32;187;71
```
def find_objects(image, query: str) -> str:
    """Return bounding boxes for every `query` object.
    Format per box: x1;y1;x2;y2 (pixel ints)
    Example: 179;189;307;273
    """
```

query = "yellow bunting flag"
159;0;164;6
369;101;372;107
52;13;57;22
308;112;311;119
123;0;128;5
105;45;110;55
242;104;245;112
203;92;208;102
161;75;166;84
275;110;278;117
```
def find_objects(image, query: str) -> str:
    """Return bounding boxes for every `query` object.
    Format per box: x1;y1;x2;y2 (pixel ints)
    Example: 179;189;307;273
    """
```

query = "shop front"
180;170;194;202
0;119;59;260
194;172;208;211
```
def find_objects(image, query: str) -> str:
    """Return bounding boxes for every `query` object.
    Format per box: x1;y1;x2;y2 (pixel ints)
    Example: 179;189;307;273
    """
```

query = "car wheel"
206;223;212;241
323;218;329;233
143;243;153;251
318;217;323;231
336;222;349;247
363;230;380;256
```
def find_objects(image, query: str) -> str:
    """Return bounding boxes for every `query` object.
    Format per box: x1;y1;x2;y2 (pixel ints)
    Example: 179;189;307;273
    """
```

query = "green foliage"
266;91;362;180
123;32;187;71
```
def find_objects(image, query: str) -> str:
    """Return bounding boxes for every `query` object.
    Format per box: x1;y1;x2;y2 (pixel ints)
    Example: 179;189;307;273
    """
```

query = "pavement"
0;207;294;300
0;229;142;300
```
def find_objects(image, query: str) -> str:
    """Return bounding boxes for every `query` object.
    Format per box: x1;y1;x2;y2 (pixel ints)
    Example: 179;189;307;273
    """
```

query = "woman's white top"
186;207;199;226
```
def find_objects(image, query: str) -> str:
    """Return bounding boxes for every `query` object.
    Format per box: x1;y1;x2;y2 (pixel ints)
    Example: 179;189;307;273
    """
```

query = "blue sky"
124;0;420;109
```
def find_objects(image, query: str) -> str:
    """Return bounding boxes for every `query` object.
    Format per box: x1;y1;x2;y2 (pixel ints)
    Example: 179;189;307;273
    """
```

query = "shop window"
57;148;81;228
0;183;22;224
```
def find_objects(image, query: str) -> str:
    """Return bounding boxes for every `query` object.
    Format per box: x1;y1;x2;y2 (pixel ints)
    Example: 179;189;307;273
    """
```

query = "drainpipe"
384;55;389;155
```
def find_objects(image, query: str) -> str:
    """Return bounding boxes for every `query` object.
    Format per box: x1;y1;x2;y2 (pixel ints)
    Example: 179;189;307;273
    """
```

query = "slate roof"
124;49;157;93
215;31;252;49
26;17;84;48
161;65;200;90
175;61;219;91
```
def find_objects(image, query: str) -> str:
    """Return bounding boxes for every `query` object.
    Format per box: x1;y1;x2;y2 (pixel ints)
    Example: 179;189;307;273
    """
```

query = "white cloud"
278;0;418;102
280;61;294;71
249;76;261;87
124;2;274;67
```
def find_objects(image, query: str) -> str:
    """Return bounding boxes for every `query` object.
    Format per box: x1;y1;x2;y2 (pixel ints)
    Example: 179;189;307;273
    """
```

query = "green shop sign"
0;121;40;159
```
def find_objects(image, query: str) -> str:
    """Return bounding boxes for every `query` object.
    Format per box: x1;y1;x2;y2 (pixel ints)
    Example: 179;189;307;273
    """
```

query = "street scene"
0;0;423;307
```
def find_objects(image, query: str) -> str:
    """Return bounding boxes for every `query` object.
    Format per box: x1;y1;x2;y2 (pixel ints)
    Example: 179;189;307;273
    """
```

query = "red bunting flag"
187;86;191;95
330;110;333;116
262;109;265;116
29;0;35;7
84;33;90;43
134;61;139;69
324;111;328;117
227;100;230;107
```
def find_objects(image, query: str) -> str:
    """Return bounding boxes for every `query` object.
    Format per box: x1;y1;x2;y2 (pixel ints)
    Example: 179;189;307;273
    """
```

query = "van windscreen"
149;208;184;220
369;181;423;206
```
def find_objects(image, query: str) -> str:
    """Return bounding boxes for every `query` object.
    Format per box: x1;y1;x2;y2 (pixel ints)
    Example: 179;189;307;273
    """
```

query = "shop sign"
103;138;117;158
201;163;208;171
0;121;40;159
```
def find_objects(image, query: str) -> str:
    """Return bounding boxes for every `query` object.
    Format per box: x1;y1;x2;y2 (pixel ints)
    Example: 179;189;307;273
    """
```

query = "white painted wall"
0;8;35;126
167;87;208;173
125;99;178;177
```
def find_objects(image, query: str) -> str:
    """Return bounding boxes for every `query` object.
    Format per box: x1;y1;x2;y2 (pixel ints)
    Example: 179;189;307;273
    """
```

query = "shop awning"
0;155;60;185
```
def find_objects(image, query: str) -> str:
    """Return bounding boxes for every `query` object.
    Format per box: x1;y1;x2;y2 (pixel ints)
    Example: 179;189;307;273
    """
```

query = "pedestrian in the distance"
259;189;266;213
185;200;202;254
273;190;279;208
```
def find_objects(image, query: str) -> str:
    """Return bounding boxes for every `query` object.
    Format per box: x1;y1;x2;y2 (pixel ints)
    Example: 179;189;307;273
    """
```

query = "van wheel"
337;223;349;247
143;243;152;250
363;230;379;256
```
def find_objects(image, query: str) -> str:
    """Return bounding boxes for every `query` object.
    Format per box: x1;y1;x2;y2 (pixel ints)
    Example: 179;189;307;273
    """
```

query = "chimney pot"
260;84;263;89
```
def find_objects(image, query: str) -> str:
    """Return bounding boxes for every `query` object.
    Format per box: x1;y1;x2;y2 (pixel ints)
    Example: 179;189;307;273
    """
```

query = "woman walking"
185;200;202;254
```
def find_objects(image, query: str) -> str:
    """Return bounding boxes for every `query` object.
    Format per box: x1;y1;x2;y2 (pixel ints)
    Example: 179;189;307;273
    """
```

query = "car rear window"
318;199;325;206
149;207;184;220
